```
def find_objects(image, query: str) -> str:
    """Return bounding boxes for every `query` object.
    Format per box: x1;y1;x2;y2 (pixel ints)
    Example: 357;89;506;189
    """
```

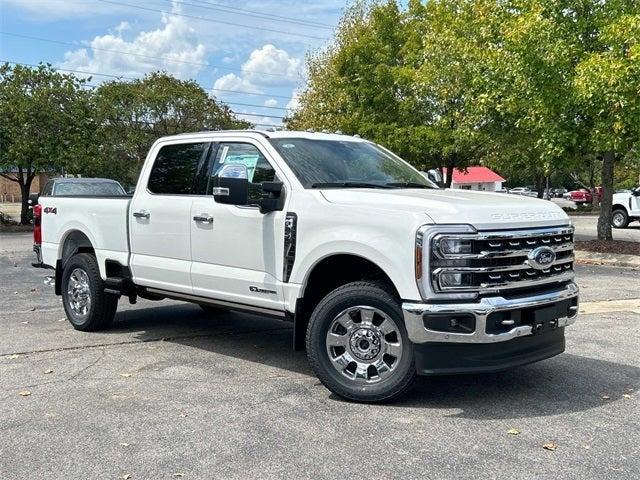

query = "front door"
129;141;210;294
190;141;288;312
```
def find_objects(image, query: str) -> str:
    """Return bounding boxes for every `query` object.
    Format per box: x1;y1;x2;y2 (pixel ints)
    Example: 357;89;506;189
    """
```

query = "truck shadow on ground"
111;302;639;420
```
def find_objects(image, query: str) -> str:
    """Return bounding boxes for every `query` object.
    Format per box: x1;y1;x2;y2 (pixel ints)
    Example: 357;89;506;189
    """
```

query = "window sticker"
219;146;230;163
224;154;259;182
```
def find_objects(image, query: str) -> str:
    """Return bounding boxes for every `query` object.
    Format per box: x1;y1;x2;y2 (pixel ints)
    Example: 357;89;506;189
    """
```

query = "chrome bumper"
403;282;579;344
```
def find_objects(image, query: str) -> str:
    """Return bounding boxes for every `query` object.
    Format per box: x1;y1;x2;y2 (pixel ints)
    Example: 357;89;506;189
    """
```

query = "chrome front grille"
430;226;575;294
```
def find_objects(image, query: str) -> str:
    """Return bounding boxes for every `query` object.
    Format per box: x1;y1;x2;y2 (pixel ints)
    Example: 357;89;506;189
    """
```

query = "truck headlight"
439;238;472;255
438;272;473;288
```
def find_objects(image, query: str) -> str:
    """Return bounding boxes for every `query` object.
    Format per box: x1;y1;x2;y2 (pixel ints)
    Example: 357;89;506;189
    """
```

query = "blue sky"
0;0;346;127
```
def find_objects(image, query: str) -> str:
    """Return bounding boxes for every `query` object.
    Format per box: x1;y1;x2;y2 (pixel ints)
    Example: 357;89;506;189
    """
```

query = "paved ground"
1;233;639;480
571;215;640;242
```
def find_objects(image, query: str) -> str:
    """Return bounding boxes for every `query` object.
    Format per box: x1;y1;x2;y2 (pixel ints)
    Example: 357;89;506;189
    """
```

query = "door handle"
193;214;214;224
133;210;150;219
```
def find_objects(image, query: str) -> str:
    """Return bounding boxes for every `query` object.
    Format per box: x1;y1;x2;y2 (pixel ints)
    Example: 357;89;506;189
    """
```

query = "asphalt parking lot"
570;215;640;242
1;232;639;480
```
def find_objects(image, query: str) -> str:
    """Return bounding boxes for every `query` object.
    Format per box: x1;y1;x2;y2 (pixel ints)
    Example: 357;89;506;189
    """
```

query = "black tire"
306;281;416;403
198;304;228;315
61;253;118;331
612;209;629;229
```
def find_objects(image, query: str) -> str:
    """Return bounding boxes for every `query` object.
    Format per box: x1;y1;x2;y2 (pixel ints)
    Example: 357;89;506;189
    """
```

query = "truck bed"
40;195;132;277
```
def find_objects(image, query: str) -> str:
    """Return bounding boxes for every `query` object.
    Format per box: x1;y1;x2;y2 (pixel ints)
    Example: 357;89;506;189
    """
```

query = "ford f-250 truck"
32;130;579;402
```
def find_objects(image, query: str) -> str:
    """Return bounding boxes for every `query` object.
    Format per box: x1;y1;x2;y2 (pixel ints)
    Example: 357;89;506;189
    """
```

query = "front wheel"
612;209;629;229
306;281;416;403
61;253;118;331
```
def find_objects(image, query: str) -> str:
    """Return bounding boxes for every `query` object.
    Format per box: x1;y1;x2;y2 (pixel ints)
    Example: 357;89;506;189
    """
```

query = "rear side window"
148;142;208;195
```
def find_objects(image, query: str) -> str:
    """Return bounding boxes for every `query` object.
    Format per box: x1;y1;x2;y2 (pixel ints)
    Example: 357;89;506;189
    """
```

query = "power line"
164;0;334;30
2;60;296;100
95;0;331;41
0;32;302;81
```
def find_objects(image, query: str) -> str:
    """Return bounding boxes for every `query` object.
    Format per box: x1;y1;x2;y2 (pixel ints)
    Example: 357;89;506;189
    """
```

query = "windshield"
54;181;126;196
269;138;437;189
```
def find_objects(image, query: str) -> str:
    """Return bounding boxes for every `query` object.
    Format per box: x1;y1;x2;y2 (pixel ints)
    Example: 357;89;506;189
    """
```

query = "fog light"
439;238;472;255
439;272;473;288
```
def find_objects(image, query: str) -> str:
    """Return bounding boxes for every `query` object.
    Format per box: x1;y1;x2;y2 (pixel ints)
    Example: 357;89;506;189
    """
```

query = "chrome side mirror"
212;164;249;205
427;169;444;187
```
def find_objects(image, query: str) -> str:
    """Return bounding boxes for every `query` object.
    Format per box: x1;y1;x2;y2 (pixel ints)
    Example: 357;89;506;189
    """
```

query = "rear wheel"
61;253;117;331
612;209;629;228
306;281;416;403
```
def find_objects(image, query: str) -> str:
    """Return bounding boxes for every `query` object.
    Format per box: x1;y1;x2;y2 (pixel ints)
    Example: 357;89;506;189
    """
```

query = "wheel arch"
292;253;402;350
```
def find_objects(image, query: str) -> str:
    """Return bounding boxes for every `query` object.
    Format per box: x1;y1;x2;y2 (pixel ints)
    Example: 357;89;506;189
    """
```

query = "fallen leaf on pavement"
542;442;557;451
173;474;184;478
44;369;53;374
120;373;132;378
120;443;130;447
19;391;31;397
507;428;520;435
623;394;632;399
601;395;610;400
5;354;20;359
122;475;131;480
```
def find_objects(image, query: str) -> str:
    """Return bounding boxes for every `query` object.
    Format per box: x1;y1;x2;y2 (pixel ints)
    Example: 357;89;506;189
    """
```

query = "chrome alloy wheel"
67;267;92;317
612;211;626;227
326;306;403;384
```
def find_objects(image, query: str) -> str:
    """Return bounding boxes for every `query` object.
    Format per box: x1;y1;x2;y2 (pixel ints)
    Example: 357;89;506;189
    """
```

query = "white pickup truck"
612;187;640;228
32;130;579;402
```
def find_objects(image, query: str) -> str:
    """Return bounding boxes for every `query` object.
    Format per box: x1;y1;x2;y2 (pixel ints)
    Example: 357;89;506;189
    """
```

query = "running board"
145;288;286;319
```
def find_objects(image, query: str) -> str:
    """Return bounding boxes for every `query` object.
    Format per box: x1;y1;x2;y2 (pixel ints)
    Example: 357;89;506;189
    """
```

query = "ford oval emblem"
527;246;556;270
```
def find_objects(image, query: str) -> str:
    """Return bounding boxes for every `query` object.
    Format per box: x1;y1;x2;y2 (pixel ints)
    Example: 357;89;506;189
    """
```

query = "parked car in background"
508;187;538;197
611;186;640;228
39;178;127;197
552;188;567;198
567;189;592;205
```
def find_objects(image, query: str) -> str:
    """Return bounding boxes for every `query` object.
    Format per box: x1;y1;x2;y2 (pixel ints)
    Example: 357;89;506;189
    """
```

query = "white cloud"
264;98;278;108
212;44;301;96
286;88;302;111
241;44;302;86
213;73;263;94
58;7;207;80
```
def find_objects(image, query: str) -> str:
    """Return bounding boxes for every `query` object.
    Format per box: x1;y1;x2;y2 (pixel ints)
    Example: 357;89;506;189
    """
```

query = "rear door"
129;140;211;294
190;140;288;312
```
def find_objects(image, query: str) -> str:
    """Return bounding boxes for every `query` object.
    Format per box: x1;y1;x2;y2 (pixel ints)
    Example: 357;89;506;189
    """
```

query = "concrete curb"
575;250;640;268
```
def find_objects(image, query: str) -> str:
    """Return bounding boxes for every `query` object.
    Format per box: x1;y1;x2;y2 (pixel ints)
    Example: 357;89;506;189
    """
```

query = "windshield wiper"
385;182;434;189
310;182;394;189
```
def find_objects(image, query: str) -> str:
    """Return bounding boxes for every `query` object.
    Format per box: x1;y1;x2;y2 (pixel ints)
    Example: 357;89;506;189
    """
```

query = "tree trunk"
443;155;456;188
18;172;36;225
597;150;615;241
534;174;545;199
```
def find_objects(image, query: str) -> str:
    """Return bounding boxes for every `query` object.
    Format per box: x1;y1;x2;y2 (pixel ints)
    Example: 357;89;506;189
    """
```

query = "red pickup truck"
568;187;602;205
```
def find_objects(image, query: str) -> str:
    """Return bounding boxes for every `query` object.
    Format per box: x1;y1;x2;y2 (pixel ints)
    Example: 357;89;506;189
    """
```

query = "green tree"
0;63;92;224
574;13;640;239
92;72;249;185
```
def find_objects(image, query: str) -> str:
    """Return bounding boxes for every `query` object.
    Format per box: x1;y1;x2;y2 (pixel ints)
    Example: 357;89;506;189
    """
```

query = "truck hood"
320;188;570;230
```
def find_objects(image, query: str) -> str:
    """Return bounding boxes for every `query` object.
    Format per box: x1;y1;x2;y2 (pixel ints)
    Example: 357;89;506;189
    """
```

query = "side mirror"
212;164;248;206
427;169;444;187
633;187;640;196
28;192;40;206
259;181;285;214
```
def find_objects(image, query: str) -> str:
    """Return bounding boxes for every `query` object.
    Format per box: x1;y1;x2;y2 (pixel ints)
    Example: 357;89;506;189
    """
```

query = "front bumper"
402;282;579;344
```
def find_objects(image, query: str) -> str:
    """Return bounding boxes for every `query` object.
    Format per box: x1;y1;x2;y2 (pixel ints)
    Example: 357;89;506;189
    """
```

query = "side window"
148;142;208;195
209;142;277;201
41;181;53;196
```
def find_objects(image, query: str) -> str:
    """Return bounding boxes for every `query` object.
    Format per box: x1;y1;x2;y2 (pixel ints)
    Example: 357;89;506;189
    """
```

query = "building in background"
444;166;505;192
0;169;51;203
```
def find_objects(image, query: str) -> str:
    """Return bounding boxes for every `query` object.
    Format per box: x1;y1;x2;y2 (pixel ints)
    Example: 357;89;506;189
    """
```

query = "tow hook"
44;276;55;287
